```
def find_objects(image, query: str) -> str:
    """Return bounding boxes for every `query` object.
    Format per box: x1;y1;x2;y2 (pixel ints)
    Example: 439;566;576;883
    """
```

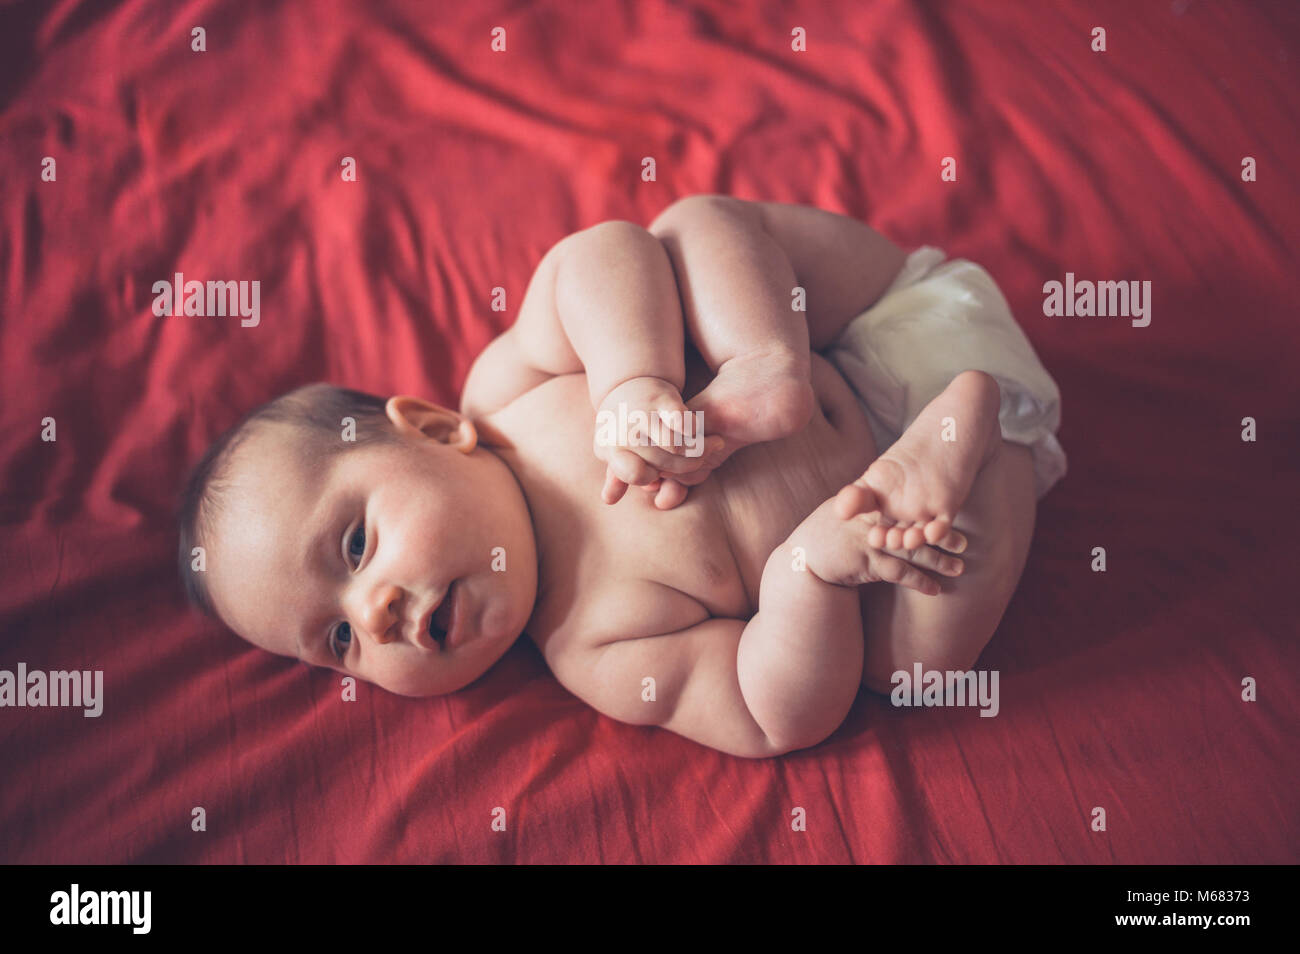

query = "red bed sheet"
1;0;1297;863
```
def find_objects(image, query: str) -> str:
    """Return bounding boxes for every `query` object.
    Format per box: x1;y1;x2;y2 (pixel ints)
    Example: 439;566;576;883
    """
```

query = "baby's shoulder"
459;327;561;420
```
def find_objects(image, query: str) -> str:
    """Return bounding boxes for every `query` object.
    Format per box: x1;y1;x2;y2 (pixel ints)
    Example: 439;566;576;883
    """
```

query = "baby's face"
203;399;537;695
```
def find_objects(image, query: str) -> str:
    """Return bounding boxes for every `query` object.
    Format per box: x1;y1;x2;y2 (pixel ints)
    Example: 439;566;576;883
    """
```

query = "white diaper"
824;246;1067;498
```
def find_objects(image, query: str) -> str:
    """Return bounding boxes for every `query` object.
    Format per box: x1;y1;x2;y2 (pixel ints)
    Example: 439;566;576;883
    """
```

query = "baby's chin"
379;622;523;696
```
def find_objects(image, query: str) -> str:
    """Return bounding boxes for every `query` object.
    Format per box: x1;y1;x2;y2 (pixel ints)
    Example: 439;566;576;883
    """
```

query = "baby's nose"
360;584;403;643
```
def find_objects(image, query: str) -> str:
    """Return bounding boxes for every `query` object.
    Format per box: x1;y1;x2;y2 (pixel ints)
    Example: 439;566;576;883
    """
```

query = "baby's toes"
866;523;889;550
835;480;880;520
885;524;909;550
923;516;953;547
901;524;929;550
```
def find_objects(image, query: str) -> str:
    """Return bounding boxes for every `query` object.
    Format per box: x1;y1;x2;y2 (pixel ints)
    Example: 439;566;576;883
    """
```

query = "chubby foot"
685;347;815;448
835;370;1003;551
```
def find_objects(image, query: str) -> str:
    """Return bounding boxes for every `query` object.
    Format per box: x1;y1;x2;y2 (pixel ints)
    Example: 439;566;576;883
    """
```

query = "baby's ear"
385;396;477;451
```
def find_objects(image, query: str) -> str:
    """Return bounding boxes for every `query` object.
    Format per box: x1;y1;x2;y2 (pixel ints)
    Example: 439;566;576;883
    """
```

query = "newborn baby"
177;196;1065;757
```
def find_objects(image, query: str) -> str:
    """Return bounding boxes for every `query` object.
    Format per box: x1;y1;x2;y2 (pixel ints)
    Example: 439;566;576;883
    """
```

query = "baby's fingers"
603;439;715;477
653;478;689;510
603;449;657;501
930;524;967;554
649;406;697;454
885;543;964;578
601;466;630;505
623;389;696;455
872;552;941;596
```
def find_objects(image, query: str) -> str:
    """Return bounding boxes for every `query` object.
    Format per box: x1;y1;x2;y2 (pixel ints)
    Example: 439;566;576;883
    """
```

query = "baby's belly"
710;352;877;609
521;359;878;650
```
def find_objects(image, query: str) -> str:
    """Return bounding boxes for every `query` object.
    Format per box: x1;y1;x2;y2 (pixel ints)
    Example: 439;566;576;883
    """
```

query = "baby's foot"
835;370;1002;551
686;347;815;446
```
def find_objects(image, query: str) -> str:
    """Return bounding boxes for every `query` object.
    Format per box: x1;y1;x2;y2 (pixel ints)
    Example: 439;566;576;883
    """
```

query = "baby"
177;196;1065;757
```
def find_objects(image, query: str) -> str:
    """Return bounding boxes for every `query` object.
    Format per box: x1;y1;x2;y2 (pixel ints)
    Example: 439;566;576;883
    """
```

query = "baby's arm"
562;551;863;758
550;222;730;503
553;498;960;757
462;228;678;415
648;195;907;447
466;222;720;503
547;222;685;411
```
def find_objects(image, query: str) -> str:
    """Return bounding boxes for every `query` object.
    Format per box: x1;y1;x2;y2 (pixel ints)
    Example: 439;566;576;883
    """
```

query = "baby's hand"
625;434;734;509
793;497;967;595
626;347;816;508
594;376;723;506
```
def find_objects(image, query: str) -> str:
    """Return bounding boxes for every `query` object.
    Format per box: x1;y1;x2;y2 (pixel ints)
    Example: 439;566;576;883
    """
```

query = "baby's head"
178;383;537;696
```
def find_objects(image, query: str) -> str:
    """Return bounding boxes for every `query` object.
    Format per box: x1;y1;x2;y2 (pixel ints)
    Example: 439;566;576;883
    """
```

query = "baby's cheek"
367;654;433;698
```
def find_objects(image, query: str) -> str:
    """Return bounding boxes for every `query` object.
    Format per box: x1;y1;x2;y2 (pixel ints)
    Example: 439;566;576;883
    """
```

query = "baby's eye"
330;622;353;660
347;525;366;564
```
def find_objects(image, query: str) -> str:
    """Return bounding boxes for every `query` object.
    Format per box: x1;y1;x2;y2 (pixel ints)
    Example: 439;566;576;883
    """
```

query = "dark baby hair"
176;383;395;617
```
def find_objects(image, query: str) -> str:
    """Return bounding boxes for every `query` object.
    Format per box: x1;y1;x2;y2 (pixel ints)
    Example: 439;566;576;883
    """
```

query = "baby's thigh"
858;442;1036;692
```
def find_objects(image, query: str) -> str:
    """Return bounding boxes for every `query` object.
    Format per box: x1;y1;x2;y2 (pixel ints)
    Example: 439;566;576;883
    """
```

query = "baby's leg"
857;419;1036;693
649;196;905;445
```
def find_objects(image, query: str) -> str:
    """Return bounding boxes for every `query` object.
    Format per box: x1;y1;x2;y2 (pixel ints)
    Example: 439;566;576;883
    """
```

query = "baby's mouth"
428;582;455;648
427;614;448;648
